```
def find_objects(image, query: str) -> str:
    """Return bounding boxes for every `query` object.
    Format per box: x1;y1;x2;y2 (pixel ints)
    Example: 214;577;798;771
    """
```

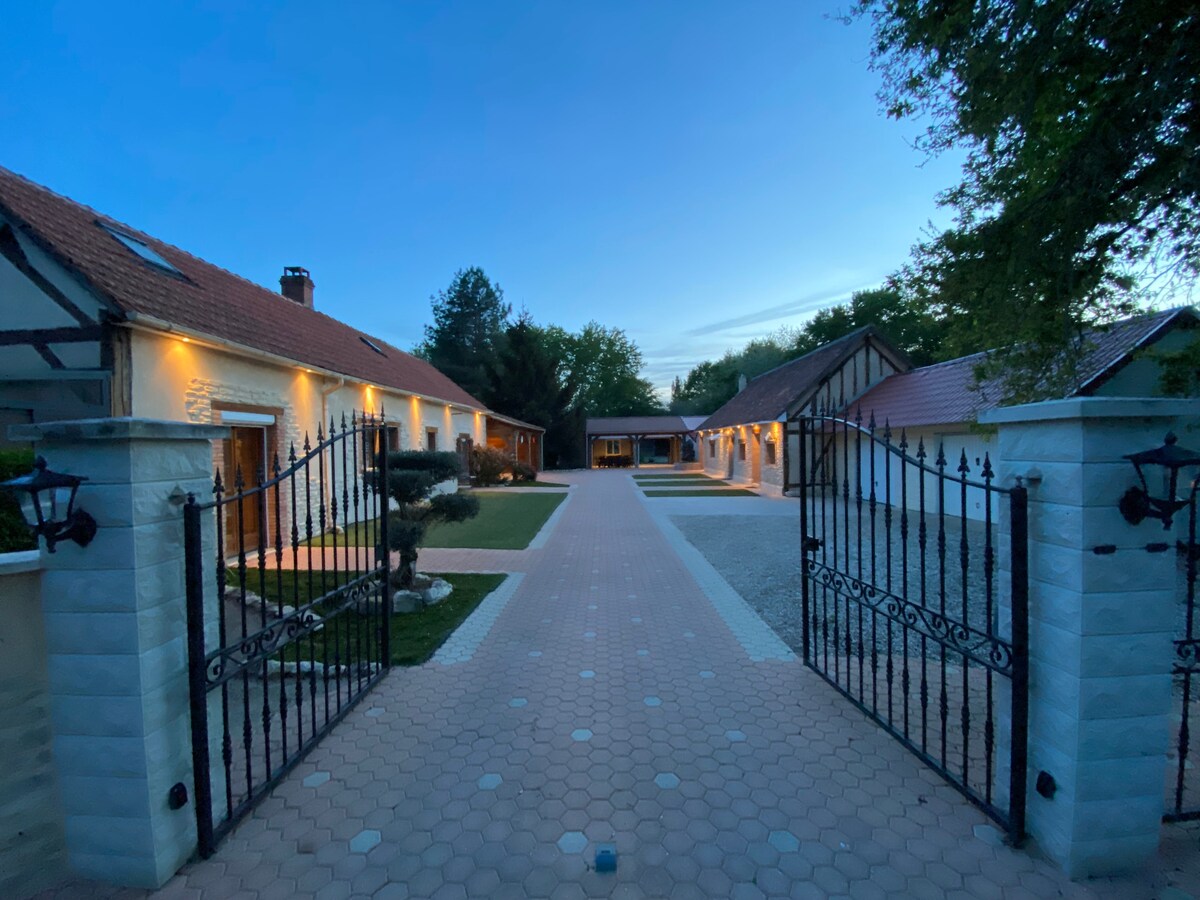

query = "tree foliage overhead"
416;267;511;400
852;0;1200;399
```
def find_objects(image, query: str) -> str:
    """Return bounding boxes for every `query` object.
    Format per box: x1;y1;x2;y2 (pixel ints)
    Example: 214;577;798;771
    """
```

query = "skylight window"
359;336;387;357
98;222;181;275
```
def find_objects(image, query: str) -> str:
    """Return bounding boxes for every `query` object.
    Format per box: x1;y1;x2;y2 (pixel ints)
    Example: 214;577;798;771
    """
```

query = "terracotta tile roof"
850;308;1195;428
0;166;487;410
586;416;695;436
699;327;900;431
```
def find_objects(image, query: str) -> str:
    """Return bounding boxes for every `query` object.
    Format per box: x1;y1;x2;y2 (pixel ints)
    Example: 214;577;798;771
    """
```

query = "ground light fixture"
1119;432;1200;530
1;455;97;552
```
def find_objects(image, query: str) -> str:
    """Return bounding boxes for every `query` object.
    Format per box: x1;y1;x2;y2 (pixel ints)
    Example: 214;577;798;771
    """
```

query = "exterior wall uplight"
1119;432;1200;530
1;456;97;552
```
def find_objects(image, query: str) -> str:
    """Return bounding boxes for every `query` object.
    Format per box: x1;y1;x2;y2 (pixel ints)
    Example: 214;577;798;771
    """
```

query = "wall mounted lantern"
1;456;97;552
1119;433;1200;530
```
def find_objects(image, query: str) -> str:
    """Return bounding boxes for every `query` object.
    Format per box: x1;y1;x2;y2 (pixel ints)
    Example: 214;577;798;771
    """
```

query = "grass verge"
304;491;567;550
227;569;506;666
642;488;758;497
474;481;571;489
425;492;565;549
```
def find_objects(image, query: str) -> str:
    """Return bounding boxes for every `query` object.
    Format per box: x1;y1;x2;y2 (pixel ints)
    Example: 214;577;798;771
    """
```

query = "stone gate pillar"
982;397;1200;877
11;418;227;888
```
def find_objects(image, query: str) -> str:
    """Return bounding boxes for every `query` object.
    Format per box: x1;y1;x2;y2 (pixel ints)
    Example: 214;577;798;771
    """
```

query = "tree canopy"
545;322;664;418
416;267;511;400
484;314;583;469
852;0;1200;399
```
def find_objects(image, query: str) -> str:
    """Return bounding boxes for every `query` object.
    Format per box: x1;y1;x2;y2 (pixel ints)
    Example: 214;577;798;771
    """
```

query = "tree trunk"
396;549;418;589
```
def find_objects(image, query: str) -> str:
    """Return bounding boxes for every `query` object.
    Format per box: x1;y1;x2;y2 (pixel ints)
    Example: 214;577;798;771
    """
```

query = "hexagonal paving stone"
579;670;595;679
726;729;747;742
478;773;502;790
557;831;588;854
644;696;662;707
654;772;681;789
630;616;642;623
509;698;528;707
303;771;331;788
571;728;593;742
699;671;715;679
348;829;381;854
528;651;542;658
769;830;800;853
583;631;597;639
636;649;649;656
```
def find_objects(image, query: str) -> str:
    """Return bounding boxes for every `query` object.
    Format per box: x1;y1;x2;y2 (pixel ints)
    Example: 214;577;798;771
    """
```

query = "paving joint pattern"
431;573;524;666
648;507;796;663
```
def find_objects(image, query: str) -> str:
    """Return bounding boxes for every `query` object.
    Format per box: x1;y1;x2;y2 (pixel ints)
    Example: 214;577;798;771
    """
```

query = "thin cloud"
684;284;870;336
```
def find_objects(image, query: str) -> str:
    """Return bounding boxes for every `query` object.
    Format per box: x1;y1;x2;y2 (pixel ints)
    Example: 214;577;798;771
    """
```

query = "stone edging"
430;572;525;666
649;511;796;663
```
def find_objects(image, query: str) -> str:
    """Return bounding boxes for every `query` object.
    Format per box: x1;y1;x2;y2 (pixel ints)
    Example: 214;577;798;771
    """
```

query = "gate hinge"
803;535;822;554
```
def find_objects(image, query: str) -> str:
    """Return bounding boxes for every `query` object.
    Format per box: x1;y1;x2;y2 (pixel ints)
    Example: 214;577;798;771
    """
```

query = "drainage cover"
595;844;617;872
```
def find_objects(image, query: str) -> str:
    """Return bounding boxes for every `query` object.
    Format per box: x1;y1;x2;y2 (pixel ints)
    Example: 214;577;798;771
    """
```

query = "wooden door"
223;426;266;554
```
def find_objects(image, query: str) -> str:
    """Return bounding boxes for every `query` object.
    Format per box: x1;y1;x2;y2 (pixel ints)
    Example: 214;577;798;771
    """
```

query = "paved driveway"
43;470;1194;899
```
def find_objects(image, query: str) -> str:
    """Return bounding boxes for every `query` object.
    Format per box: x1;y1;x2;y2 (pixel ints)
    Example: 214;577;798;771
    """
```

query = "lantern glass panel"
17;491;41;528
52;485;73;519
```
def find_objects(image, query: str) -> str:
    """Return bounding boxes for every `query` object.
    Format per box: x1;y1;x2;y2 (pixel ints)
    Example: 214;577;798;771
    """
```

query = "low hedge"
0;448;36;553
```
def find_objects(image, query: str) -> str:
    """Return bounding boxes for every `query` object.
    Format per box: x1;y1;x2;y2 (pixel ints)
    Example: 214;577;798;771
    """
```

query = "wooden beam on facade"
0;224;96;326
0;325;105;346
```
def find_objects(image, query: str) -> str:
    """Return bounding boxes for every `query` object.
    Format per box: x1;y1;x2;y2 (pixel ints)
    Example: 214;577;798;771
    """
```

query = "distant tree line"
416;267;663;468
670;285;951;416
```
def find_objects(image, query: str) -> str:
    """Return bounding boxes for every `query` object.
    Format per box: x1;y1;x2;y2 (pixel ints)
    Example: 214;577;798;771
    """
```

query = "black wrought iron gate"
184;412;391;856
798;409;1029;840
1167;483;1200;821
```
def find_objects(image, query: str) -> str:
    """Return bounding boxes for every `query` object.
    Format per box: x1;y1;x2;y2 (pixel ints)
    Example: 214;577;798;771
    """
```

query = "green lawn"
304;491;566;551
475;480;571;489
637;478;728;486
426;491;565;548
226;568;505;666
642;488;758;497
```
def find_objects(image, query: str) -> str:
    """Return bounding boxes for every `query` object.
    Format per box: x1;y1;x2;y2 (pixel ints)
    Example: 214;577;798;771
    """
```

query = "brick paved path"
44;470;1193;899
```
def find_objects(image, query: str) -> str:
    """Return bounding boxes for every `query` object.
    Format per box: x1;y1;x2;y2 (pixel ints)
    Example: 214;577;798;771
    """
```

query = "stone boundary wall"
0;550;67;898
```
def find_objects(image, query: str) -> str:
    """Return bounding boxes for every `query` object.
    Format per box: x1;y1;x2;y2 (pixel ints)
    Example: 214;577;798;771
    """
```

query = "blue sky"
0;2;962;397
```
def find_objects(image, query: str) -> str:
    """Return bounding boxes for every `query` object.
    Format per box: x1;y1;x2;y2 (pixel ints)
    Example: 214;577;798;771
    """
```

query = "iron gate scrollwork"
798;407;1028;841
184;412;392;857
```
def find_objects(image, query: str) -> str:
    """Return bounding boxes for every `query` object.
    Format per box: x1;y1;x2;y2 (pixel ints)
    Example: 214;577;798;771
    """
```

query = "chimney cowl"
737;373;748;393
280;266;314;308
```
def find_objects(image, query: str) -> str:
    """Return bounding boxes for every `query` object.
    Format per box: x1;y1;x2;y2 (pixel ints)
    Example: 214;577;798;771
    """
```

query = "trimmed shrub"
0;448;35;553
511;462;537;483
472;446;510;486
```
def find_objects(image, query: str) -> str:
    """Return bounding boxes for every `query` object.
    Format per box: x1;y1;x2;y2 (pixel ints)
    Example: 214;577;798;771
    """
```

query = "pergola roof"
585;415;698;437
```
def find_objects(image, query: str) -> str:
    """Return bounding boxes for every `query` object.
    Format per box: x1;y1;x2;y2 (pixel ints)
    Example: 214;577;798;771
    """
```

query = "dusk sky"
0;2;964;398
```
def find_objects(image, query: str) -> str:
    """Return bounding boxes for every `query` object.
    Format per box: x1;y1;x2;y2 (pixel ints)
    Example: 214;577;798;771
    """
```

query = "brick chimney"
280;266;314;308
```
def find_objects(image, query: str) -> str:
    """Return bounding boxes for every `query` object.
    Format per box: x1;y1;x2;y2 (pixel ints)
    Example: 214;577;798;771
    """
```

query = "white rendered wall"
0;551;67;898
